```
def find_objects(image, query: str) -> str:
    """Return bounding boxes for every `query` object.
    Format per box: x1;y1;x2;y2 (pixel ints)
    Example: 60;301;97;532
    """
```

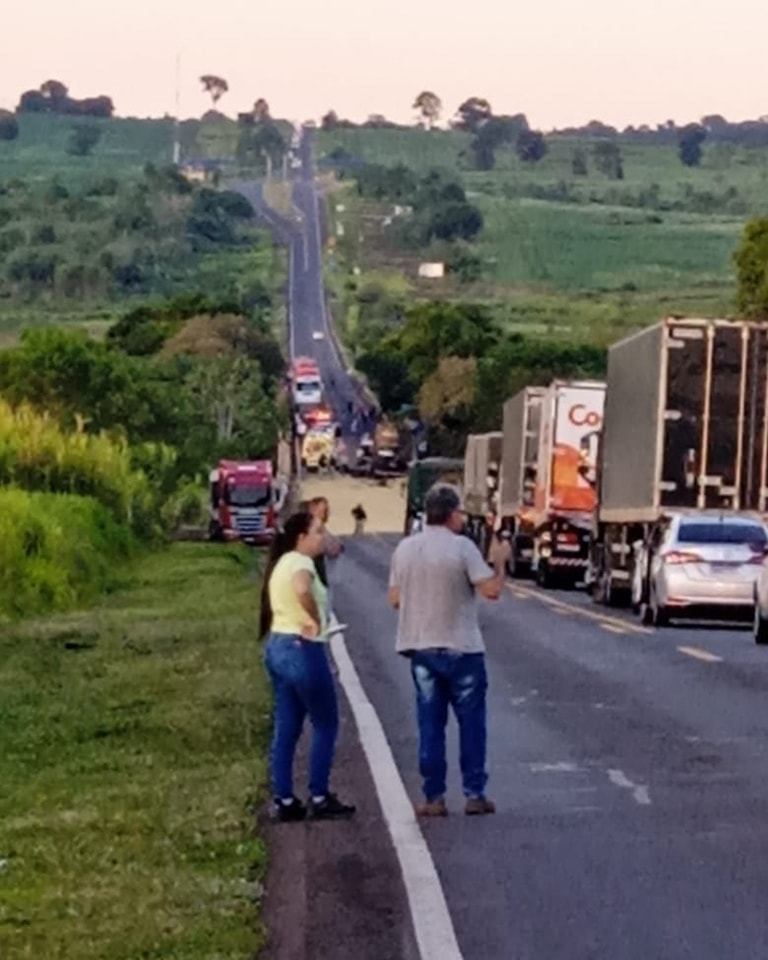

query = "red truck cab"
209;459;277;546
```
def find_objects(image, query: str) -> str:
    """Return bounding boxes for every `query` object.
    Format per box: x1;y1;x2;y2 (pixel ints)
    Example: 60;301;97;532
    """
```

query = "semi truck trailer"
524;379;606;588
463;432;503;557
587;317;768;609
497;386;543;578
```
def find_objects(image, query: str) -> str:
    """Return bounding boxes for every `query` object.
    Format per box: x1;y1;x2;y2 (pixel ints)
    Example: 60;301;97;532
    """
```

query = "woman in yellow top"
259;510;356;823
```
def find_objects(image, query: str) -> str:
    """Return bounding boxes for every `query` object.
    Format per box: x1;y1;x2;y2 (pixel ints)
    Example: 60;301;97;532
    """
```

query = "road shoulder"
258;681;420;960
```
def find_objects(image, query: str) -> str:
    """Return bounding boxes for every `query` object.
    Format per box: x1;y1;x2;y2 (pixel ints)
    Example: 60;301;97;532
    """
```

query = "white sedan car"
634;512;767;627
312;330;325;341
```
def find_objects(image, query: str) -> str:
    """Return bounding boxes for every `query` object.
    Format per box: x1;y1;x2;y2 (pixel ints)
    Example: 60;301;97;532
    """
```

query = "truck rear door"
660;321;768;512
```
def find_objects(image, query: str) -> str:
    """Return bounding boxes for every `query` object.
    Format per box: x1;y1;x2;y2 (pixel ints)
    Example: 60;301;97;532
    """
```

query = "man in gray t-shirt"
388;483;510;817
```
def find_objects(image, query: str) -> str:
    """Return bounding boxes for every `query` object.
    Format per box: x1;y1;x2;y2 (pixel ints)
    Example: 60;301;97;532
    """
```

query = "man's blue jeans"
264;633;339;799
410;649;488;802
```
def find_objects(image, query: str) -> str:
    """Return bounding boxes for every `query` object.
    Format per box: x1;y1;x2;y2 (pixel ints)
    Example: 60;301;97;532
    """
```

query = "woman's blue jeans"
264;633;339;799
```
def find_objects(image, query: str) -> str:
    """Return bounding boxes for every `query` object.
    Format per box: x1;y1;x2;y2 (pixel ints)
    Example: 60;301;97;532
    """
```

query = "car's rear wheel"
753;602;768;645
650;583;670;627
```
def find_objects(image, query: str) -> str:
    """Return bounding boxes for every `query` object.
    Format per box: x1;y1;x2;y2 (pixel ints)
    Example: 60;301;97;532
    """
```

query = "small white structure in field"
418;262;445;279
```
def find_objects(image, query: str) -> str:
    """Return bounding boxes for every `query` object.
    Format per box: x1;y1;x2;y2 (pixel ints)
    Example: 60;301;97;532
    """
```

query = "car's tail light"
663;550;703;565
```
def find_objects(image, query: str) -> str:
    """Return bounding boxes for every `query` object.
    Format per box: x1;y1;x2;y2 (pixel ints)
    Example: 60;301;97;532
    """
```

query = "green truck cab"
403;457;465;535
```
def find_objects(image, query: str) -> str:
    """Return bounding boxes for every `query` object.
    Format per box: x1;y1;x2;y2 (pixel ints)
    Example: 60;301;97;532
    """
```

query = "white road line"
678;645;723;663
607;768;652;805
329;622;465;960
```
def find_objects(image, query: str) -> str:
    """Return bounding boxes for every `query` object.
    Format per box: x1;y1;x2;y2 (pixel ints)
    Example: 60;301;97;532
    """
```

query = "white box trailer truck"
463;432;503;556
498;381;605;585
588;317;768;607
497;387;544;577
529;380;606;587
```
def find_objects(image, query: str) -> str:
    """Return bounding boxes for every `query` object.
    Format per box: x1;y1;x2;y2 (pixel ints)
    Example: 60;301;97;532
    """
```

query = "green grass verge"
0;543;271;959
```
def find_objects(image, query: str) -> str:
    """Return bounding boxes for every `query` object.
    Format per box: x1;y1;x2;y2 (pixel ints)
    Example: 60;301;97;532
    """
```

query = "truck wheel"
754;604;768;645
536;562;552;589
507;550;525;579
208;520;224;542
600;573;623;608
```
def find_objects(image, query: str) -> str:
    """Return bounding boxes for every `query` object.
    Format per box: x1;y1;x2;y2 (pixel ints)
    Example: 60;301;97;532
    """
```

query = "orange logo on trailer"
568;404;602;428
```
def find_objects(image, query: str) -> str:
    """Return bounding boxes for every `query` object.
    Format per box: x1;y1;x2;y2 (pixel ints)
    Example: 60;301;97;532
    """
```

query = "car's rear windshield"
678;522;767;546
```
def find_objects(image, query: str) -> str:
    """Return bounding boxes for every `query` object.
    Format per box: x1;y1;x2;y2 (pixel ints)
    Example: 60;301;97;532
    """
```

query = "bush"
0;489;133;617
0;110;19;142
0;399;169;538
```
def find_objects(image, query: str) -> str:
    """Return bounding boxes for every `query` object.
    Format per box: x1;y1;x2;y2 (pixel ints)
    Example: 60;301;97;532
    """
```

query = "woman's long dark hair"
259;510;314;640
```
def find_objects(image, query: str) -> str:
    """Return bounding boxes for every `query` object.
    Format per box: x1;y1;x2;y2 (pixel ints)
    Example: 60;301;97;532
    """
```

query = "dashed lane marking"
508;584;653;636
678;645;723;663
607;768;652;805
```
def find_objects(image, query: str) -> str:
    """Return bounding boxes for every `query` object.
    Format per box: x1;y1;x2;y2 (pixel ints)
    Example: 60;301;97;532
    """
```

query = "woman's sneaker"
308;792;356;819
271;796;308;822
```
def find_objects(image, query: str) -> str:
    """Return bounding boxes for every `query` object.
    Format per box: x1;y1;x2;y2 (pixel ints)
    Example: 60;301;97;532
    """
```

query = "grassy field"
0;127;287;340
0;543;270;959
0;114;295;183
315;127;765;338
0;114;247;180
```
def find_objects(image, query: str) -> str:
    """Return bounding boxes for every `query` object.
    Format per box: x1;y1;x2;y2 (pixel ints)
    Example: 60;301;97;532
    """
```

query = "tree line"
15;79;114;118
321;94;768;173
0;288;287;616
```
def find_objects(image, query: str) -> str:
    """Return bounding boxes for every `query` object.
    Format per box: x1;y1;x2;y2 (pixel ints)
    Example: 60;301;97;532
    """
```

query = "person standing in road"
260;510;356;822
298;496;343;590
388;483;510;817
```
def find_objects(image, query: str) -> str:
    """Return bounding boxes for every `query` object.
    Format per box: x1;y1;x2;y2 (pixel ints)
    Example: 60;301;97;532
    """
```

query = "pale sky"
3;0;767;129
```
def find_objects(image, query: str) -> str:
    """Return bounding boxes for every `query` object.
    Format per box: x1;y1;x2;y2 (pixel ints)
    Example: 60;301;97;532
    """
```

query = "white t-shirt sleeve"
462;537;494;586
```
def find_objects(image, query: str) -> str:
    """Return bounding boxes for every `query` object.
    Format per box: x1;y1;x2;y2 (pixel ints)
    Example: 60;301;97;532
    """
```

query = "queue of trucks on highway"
445;316;768;636
289;355;409;476
206;312;768;640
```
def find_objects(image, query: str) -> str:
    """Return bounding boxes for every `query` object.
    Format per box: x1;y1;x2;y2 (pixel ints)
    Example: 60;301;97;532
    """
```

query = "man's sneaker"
270;796;307;822
414;798;448;818
308;792;356;820
465;796;496;816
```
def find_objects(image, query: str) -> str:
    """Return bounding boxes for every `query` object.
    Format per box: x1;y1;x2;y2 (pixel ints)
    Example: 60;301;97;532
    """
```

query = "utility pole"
172;51;181;165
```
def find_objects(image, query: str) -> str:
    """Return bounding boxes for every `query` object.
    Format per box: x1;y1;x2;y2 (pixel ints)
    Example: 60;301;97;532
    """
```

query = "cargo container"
463;432;503;555
524;380;606;586
496;387;543;577
587;317;768;609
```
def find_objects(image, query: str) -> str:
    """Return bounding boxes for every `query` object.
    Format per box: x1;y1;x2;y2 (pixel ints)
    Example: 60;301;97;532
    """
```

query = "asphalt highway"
330;533;768;959
238;130;768;959
232;128;371;451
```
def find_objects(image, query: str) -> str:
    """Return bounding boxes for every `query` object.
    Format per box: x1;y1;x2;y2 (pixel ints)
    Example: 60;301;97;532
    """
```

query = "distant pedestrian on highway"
299;496;343;589
388;483;510;817
351;503;367;535
260;510;356;822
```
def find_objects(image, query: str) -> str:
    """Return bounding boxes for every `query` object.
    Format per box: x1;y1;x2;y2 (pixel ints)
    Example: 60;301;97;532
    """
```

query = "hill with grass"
316;125;768;340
